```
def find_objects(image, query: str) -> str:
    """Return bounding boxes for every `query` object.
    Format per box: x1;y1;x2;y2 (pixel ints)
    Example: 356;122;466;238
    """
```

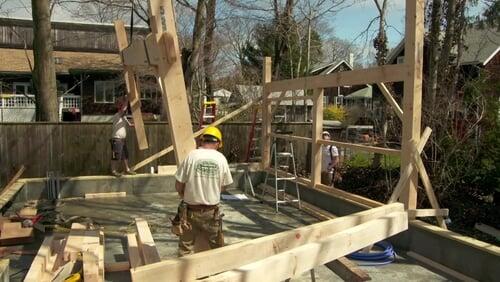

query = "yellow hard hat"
202;126;223;148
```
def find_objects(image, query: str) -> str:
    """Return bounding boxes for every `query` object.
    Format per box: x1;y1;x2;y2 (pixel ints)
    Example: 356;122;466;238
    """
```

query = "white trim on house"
13;82;31;95
483;46;500;66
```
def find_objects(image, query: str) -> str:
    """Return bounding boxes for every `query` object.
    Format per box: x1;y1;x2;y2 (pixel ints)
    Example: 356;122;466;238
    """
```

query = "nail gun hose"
347;241;396;266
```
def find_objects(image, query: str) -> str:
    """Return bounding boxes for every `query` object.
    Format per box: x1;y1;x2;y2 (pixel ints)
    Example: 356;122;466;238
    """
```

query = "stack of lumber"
24;223;105;282
0;221;33;245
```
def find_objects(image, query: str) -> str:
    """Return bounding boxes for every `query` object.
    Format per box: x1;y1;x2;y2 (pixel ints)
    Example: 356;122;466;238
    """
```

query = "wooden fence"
0;122;311;185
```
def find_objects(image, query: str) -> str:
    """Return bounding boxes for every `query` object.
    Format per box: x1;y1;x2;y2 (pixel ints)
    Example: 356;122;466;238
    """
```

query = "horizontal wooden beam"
265;64;406;92
267;95;313;103
130;203;404;281
317;139;400;156
201;211;408;282
407;209;449;218
270;133;312;143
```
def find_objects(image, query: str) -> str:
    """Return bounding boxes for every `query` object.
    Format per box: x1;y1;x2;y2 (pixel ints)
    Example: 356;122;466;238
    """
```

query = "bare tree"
32;0;58;121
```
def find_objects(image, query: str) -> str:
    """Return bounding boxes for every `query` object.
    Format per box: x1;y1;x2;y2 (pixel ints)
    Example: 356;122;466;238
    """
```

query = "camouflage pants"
178;208;222;256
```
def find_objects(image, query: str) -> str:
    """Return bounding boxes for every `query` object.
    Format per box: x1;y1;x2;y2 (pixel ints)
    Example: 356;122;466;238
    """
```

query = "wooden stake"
311;89;323;188
377;83;403;121
261;57;273;170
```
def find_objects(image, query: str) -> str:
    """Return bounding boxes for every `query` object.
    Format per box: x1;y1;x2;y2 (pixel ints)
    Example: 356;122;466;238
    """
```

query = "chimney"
349;53;354;68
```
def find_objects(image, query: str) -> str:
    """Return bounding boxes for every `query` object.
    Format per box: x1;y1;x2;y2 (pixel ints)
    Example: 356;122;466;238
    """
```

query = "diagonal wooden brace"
114;20;149;150
388;127;447;229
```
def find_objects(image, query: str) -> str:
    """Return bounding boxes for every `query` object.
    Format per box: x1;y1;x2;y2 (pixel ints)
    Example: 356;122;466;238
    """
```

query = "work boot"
112;170;122;177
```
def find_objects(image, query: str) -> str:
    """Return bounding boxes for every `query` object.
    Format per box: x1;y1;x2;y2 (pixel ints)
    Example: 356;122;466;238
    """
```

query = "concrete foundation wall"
8;173;499;281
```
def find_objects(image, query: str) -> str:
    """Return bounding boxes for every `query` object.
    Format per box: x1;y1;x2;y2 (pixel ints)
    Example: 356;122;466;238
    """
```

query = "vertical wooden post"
311;89;323;188
400;0;424;209
148;0;196;165
114;20;149;150
261;57;272;169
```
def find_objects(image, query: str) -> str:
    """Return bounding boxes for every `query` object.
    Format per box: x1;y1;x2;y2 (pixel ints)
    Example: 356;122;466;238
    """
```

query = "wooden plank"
130;203;404;281
270;133;312;143
85;192;126;199
325;257;371;282
63;222;86;261
24;236;56;282
157;165;177;175
400;0;425;210
407;209;449;218
260;185;370;282
317;139;400;156
265;64;406;93
127;233;143;268
83;248;100;282
0;222;33;245
474;223;500;240
0;259;8;282
0;165;25;194
406;251;477;282
200;212;407;282
105;261;130;272
134;218;160;265
132;97;261;171
122;39;149;66
261;56;273;170
411;148;447;228
19;207;37;217
114;20;149;150
311;89;323;188
0;182;24;211
148;0;196;164
377;83;403;121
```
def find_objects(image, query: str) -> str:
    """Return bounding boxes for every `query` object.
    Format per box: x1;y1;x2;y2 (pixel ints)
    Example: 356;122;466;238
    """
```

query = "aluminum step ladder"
262;137;301;212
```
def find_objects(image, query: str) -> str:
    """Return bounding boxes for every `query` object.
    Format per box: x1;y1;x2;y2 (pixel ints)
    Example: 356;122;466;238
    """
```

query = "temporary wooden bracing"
113;0;448;280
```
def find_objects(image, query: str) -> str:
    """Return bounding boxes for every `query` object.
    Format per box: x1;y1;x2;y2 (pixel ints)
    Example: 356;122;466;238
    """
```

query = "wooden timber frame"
260;0;447;229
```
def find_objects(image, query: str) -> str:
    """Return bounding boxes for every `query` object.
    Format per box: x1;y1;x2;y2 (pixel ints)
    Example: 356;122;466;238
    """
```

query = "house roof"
387;27;500;66
345;85;372;100
0;48;122;74
235;84;312;106
310;60;353;75
460;27;500;66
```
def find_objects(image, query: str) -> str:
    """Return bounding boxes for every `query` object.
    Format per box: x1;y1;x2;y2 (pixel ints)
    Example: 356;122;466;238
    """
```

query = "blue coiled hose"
347;241;396;266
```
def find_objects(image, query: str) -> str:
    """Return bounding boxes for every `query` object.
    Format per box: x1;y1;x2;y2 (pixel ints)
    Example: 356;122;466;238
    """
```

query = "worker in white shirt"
321;131;339;186
173;126;233;256
110;98;135;177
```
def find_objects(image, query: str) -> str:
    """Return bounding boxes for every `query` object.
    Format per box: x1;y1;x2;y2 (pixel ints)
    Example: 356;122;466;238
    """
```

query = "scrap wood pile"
24;217;161;281
24;222;105;282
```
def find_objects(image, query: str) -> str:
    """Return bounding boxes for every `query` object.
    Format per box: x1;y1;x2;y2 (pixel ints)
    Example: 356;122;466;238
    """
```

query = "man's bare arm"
175;180;185;198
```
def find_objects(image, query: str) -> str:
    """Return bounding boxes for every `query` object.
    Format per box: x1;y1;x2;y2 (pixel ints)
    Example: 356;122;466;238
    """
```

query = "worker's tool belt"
187;204;218;212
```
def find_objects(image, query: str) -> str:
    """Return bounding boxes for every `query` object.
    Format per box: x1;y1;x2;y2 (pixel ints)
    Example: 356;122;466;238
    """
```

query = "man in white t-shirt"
110;98;135;177
321;131;339;186
174;126;233;256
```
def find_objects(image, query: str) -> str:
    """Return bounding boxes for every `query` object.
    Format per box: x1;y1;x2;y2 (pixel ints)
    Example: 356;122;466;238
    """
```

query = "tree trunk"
203;0;216;100
32;0;58;121
372;0;388;168
437;0;457;98
427;0;442;109
184;0;206;94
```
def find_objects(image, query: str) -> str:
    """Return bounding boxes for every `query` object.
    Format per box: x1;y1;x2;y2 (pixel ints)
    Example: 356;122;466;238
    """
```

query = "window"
323;96;329;107
13;82;32;95
94;81;115;103
141;86;159;101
